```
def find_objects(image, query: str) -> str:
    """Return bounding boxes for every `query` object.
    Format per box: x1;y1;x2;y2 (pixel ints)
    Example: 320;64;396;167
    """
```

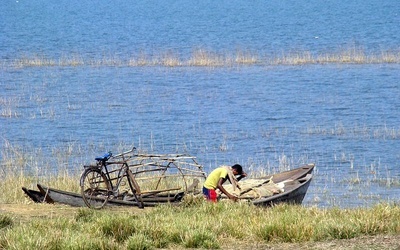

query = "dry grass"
4;47;399;68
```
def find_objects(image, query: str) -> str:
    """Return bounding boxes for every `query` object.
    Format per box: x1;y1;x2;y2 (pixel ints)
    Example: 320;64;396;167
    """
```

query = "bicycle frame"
101;161;129;197
81;147;206;209
81;147;143;209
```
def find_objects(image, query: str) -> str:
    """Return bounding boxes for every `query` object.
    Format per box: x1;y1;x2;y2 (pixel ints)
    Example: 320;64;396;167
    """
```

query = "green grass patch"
1;202;400;249
0;215;13;229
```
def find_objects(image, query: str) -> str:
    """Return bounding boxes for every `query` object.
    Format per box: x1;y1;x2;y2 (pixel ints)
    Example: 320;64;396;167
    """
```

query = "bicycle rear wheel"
80;168;110;209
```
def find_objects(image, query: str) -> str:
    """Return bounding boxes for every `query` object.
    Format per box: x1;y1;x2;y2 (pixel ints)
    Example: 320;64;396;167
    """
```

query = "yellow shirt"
203;167;228;189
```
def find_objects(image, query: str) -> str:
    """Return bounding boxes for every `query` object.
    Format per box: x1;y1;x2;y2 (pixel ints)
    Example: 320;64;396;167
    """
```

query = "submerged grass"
304;123;400;140
1;202;400;249
3;47;400;68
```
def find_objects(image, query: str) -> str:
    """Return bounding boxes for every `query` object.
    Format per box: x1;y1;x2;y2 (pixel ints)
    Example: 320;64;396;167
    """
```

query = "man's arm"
236;172;247;182
217;178;237;201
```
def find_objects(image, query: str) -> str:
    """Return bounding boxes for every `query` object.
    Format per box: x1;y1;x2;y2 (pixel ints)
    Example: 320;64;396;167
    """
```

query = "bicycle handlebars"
113;146;136;158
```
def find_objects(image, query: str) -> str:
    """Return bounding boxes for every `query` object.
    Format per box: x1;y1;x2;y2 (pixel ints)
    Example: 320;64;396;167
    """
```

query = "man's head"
231;164;243;175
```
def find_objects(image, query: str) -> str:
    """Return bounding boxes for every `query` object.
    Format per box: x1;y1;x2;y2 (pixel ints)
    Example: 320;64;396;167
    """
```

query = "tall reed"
0;140;82;203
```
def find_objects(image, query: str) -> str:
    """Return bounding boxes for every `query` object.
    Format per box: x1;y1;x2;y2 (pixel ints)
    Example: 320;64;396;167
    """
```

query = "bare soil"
1;203;400;250
234;235;400;250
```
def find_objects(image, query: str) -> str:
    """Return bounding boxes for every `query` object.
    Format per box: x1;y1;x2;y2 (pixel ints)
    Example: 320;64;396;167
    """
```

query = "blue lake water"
1;0;399;208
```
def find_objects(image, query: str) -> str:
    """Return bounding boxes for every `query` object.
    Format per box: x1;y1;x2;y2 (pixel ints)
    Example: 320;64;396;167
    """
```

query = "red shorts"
202;186;217;202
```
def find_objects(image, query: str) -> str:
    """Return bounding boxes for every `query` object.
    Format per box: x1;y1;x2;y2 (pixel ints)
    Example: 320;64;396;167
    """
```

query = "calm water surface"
1;0;399;208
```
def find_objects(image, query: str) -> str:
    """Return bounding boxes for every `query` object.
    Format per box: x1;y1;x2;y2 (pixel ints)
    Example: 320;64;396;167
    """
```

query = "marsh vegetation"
1;47;399;69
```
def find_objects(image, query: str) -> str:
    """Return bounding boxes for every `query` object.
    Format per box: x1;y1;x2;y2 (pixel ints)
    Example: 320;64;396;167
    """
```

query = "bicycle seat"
95;152;112;161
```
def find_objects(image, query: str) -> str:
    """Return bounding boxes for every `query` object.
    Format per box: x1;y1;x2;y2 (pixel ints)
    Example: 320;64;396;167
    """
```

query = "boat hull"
252;173;313;206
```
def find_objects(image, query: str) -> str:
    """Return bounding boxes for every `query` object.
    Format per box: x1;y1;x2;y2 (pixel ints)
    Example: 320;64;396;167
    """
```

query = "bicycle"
80;147;144;209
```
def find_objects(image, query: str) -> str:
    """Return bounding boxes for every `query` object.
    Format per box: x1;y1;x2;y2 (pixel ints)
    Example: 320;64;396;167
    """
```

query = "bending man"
203;164;247;202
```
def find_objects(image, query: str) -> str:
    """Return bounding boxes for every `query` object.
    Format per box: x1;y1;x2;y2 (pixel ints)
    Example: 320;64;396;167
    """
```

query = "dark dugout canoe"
22;163;314;207
22;183;178;207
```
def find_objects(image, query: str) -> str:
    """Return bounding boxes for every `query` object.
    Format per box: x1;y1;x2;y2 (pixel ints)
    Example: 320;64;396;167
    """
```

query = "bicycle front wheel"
80;168;110;209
